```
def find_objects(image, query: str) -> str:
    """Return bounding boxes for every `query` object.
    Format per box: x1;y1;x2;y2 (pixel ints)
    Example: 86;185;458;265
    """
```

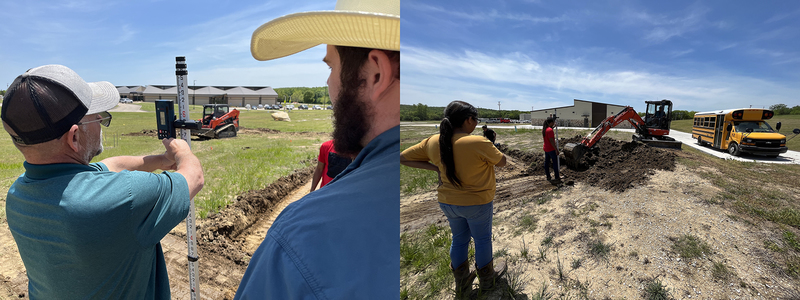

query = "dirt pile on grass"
197;166;314;264
501;136;677;191
123;129;158;137
238;127;282;134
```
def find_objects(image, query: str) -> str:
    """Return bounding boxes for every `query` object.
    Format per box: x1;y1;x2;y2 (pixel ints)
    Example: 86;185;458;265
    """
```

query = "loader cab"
202;104;230;125
645;100;673;130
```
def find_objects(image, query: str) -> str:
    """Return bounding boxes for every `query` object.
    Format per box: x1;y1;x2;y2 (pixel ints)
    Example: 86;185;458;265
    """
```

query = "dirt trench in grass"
401;137;800;299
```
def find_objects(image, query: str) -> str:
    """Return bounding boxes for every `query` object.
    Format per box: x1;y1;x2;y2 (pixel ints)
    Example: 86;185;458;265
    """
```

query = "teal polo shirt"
6;162;190;299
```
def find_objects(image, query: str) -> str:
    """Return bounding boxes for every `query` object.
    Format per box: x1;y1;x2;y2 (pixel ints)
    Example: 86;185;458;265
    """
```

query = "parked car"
119;98;133;104
286;105;295;110
273;104;282;109
500;118;511;123
298;104;309;110
326;105;333;110
256;104;263;110
313;105;322;110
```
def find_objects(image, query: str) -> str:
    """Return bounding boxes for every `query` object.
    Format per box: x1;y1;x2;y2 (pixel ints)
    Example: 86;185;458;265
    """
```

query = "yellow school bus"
692;108;787;157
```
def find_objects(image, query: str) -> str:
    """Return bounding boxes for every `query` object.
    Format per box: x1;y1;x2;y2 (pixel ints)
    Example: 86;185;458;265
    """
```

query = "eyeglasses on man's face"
76;111;112;127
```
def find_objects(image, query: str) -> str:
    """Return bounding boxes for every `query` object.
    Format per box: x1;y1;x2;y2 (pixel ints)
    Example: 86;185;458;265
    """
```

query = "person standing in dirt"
543;117;561;182
482;124;497;146
310;139;353;192
234;0;400;298
401;100;508;298
1;65;204;299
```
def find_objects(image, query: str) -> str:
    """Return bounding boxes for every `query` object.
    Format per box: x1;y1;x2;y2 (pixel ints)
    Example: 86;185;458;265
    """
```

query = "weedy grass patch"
400;224;461;299
670;234;712;260
711;261;736;281
643;277;673;300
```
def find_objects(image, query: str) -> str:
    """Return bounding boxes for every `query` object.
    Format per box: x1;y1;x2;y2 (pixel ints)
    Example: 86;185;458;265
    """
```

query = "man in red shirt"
542;117;560;182
310;139;353;192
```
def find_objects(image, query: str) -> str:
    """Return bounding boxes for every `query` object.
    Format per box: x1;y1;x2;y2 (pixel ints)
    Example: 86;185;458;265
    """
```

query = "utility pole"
192;80;196;105
498;101;501;118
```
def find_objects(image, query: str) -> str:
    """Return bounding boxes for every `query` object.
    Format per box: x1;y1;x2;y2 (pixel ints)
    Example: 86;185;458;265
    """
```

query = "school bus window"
734;121;774;133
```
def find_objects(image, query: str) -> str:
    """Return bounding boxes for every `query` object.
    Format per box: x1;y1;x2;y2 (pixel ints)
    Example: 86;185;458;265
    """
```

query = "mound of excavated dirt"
197;166;314;264
123;129;158;137
500;136;677;192
238;127;281;134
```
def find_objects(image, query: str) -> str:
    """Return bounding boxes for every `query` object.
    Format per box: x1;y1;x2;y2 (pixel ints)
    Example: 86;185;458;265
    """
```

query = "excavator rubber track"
634;135;683;149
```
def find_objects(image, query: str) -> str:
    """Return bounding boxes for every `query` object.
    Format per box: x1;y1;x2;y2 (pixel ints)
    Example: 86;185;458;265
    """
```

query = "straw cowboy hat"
251;0;399;61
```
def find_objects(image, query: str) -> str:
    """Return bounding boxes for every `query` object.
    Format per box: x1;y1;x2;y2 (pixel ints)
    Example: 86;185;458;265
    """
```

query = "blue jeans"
439;202;494;269
544;150;559;179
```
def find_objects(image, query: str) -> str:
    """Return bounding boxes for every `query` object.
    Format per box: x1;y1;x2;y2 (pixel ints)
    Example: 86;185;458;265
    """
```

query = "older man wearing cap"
2;65;204;299
235;0;399;298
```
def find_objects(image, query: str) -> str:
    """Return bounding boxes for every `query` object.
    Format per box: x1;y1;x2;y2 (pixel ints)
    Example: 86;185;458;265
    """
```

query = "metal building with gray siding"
118;85;279;106
530;99;628;127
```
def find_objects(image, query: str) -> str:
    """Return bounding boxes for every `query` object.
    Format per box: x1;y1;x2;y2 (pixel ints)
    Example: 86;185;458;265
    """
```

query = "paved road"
109;103;148;112
401;123;800;165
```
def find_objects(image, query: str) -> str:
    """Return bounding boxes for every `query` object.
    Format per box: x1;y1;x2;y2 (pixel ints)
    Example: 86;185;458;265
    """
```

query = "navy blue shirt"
235;126;400;299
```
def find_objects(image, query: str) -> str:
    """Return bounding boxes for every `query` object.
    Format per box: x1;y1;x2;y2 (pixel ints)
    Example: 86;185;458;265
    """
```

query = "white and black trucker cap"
1;65;119;145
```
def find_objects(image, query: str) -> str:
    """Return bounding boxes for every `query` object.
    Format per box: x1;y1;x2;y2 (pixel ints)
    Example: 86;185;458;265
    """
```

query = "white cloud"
671;49;695;57
405;3;568;24
401;46;800;112
764;9;800;23
623;5;710;44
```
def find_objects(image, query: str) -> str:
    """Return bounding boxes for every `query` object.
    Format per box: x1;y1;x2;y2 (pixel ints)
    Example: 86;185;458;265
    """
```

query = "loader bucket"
563;143;587;168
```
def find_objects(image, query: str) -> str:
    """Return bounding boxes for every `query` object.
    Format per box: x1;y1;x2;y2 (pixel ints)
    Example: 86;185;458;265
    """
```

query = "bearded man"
234;0;400;298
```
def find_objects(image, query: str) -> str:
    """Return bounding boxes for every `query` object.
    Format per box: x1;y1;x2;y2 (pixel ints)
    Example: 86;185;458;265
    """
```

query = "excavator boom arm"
580;107;646;148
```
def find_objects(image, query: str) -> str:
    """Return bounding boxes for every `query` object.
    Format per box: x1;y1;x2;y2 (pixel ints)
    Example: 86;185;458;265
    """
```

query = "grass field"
0;104;333;220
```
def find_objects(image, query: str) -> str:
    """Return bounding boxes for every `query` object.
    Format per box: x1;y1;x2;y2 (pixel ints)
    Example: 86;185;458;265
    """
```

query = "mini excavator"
563;100;682;168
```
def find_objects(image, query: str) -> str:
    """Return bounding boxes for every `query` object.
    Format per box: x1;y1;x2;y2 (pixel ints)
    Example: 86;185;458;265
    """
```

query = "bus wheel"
728;142;740;156
697;136;703;146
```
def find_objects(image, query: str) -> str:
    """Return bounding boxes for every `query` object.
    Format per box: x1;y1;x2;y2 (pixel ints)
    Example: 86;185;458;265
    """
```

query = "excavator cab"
644;100;673;130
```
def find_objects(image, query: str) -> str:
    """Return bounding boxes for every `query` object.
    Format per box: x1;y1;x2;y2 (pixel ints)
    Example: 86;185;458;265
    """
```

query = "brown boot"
476;259;507;291
452;260;476;298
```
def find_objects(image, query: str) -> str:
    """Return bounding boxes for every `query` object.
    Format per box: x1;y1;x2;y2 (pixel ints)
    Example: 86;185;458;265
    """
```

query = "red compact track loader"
191;104;239;139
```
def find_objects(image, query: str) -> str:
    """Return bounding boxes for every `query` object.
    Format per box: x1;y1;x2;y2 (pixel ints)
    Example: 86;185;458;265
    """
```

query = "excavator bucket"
562;143;587;168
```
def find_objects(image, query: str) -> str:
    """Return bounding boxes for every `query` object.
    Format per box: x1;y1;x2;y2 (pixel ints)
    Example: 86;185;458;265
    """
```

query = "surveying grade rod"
175;56;200;299
553;109;561;176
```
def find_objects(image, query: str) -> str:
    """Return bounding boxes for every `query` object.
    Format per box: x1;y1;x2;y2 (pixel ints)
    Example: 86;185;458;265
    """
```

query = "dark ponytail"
439;100;478;188
542;117;554;139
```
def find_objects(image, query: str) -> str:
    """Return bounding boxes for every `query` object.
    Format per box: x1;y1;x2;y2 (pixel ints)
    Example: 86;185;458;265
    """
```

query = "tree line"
401;103;525;121
274;87;330;105
769;104;800;115
666;104;800;120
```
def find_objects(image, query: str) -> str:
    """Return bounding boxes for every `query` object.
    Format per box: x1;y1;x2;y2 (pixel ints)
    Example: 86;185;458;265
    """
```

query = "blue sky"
0;0;335;89
400;0;800;113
